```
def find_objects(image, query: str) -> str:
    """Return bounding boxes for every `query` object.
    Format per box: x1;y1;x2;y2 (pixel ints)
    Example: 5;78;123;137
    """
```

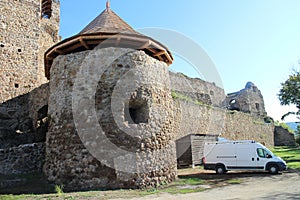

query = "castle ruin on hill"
0;0;277;191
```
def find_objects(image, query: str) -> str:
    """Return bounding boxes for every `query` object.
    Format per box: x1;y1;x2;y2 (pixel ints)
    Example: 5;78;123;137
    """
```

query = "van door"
235;143;257;169
255;148;270;170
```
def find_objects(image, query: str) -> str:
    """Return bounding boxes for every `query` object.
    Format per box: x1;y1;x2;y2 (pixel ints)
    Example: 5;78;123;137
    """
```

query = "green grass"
0;177;208;200
54;185;64;196
171;91;211;108
227;179;243;184
272;146;300;169
174;177;204;186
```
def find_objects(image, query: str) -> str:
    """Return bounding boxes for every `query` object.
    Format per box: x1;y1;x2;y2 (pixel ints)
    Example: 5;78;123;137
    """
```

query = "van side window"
257;148;265;158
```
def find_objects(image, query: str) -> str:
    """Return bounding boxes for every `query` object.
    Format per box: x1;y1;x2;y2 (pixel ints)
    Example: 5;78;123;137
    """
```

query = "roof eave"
44;32;173;80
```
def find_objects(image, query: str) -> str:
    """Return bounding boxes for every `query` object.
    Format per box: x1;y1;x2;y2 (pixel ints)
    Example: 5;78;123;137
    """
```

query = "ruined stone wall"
274;126;295;146
28;83;49;129
45;47;177;190
0;143;45;175
0;94;34;149
223;111;274;147
0;83;49;149
169;72;225;107
0;0;59;103
172;99;274;147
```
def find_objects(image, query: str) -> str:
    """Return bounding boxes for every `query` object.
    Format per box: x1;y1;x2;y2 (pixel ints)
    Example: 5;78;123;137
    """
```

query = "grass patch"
272;146;300;170
227;179;243;184
171;91;211;108
175;177;204;186
55;184;64;196
0;177;208;199
163;187;205;194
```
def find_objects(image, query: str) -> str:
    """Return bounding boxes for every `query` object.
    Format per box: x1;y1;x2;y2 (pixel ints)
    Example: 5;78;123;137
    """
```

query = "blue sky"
59;0;300;122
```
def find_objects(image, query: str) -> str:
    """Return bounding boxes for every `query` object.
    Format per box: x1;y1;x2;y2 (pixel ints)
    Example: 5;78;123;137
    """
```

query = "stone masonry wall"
0;0;59;103
274;126;295;146
45;47;177;190
172;99;274;147
224;111;274;147
169;72;225;107
0;83;49;149
0;142;45;175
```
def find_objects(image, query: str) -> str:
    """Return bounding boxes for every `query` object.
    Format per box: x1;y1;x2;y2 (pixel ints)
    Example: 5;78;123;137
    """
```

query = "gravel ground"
113;171;300;200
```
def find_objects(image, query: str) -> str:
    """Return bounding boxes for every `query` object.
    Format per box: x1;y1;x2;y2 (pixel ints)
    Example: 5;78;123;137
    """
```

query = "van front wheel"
216;165;227;174
268;165;279;174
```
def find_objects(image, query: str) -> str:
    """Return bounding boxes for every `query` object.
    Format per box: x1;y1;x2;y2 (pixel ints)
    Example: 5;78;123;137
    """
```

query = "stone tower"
0;0;60;103
44;3;177;190
226;82;267;116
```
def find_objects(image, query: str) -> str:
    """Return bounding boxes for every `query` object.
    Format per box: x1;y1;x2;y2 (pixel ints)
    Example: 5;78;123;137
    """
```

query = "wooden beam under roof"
79;37;90;50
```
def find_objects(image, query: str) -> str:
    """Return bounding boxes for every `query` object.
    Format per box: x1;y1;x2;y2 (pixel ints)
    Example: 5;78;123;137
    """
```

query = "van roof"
205;140;256;145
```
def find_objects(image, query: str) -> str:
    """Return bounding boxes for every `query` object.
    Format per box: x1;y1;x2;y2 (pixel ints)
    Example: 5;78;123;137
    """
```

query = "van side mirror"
266;154;272;159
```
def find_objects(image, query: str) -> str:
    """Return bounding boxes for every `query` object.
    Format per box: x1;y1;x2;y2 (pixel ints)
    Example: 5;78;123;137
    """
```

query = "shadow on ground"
0;173;55;195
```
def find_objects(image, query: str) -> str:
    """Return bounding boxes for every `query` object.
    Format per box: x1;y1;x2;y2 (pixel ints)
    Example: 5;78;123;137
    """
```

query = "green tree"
278;70;300;120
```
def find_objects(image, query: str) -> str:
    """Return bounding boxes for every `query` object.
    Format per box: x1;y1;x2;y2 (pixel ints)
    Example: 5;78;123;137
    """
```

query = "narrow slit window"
41;0;52;19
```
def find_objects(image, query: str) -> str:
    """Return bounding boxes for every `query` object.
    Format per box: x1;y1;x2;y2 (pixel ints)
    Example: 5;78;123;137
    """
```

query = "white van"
203;140;287;174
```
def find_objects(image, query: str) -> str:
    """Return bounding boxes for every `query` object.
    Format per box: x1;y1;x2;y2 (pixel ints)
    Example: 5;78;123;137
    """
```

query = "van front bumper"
278;162;287;171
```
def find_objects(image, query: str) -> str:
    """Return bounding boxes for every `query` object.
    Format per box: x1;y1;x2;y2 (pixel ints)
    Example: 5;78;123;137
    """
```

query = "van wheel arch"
215;164;227;174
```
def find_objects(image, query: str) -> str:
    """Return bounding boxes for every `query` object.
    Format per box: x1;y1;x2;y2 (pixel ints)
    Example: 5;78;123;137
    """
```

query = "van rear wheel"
216;165;226;174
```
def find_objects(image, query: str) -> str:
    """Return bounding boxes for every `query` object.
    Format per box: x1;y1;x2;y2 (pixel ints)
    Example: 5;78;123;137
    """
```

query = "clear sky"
59;0;300;122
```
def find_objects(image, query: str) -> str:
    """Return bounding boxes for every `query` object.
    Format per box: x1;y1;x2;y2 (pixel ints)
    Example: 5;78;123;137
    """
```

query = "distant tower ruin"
0;0;60;103
226;82;267;116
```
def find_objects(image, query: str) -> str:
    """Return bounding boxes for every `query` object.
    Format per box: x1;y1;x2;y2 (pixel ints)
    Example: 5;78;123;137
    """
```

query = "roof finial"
106;0;110;10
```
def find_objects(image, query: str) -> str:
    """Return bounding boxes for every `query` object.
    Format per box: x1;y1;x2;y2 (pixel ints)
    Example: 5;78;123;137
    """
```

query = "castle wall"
223;111;274;146
172;99;274;147
274;126;295;146
169;72;225;107
44;47;177;190
0;83;49;150
0;143;45;175
0;0;59;103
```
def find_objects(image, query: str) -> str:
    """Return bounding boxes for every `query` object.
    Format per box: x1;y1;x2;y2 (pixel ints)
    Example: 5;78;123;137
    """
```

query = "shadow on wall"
0;84;49;149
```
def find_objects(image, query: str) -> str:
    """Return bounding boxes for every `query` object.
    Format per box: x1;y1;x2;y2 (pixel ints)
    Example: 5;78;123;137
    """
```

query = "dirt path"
114;171;300;200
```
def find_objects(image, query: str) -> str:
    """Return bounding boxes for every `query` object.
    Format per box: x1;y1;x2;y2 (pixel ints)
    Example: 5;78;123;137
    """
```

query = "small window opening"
230;99;236;104
255;103;260;111
0;44;4;47
253;87;258;92
17;49;22;53
36;105;49;142
15;83;19;88
125;99;149;124
41;0;52;19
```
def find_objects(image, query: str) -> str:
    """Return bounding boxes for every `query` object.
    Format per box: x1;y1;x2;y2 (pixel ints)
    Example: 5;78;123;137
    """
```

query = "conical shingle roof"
80;7;139;35
44;2;173;79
